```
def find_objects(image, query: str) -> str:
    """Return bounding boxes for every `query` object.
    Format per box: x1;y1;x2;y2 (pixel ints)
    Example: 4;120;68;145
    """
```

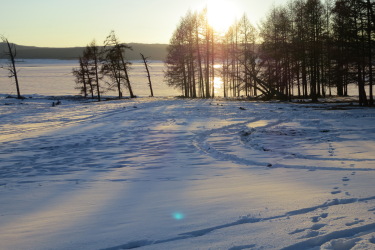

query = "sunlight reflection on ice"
247;119;277;129
214;77;223;95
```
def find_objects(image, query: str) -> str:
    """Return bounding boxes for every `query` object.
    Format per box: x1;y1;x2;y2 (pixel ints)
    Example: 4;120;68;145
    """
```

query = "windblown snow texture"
1;96;374;249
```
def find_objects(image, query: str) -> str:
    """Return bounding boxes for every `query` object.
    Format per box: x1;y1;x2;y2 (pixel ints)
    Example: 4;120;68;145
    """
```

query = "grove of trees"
73;31;153;101
165;0;375;105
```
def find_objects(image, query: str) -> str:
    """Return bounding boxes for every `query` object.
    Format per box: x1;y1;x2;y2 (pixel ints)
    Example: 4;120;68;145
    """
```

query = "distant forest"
0;43;168;61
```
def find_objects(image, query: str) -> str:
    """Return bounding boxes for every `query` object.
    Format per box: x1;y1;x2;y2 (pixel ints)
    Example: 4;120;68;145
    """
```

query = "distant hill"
0;43;168;61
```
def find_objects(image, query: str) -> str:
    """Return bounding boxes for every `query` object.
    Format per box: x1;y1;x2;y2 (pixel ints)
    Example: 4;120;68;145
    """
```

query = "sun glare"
206;0;239;32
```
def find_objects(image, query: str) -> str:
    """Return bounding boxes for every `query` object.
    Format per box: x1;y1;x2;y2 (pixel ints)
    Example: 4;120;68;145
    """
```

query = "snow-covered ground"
0;95;374;250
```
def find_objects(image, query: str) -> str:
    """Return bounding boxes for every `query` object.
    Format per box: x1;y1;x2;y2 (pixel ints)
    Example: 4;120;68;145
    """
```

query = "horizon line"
0;42;170;49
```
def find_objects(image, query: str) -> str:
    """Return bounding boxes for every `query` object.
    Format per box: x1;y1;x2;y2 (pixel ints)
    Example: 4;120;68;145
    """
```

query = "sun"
206;0;239;32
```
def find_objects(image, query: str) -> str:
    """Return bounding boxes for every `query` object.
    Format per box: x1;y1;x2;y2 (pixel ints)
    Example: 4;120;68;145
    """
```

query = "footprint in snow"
345;219;364;226
299;230;319;239
311;213;328;223
289;224;326;236
228;244;256;250
289;228;306;235
331;190;342;195
342;177;350;182
311;223;326;230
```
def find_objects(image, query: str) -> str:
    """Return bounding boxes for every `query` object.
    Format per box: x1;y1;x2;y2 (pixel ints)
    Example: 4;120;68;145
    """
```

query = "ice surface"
0;59;179;97
0;96;374;249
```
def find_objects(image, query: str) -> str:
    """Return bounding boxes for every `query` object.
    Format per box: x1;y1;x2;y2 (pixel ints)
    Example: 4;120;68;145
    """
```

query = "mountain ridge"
0;43;168;61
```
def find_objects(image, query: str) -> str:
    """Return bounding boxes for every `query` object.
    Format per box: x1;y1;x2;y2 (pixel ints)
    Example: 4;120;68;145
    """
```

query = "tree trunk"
5;40;21;99
94;54;101;101
367;0;374;105
140;53;154;97
119;49;135;98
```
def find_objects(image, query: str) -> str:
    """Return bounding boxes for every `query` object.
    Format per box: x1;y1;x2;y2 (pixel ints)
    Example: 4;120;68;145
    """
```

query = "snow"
0;95;374;250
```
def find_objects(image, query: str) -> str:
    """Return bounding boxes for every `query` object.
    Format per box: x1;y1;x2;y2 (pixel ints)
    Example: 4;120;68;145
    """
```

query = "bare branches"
72;41;103;101
103;31;135;98
1;36;22;99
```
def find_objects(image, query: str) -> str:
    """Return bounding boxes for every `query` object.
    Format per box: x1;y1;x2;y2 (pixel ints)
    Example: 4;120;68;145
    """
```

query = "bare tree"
366;0;374;105
103;31;135;98
72;57;88;98
87;40;102;101
165;9;218;98
140;53;154;97
1;36;22;99
73;42;102;100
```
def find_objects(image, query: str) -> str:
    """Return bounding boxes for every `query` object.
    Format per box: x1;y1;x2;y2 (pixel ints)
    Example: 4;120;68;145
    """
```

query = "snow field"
0;96;374;249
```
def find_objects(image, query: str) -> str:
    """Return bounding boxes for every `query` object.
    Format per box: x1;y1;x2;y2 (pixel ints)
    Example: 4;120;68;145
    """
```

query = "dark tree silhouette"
366;0;374;105
140;53;154;97
1;36;22;99
165;9;218;98
87;40;102;101
165;0;374;104
103;31;135;98
72;57;88;98
73;41;103;100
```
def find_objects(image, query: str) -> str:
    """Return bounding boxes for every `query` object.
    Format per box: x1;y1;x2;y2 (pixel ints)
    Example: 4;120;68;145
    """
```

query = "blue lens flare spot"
172;212;185;220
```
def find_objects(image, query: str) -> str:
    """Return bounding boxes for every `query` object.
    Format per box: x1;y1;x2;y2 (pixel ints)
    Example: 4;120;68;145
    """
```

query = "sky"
0;0;286;48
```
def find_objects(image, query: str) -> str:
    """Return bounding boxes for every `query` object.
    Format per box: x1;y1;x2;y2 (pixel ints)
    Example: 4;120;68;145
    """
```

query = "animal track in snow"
328;142;335;156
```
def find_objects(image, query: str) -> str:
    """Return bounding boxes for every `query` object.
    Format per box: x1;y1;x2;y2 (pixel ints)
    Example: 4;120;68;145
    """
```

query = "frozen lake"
0;59;180;97
0;59;364;98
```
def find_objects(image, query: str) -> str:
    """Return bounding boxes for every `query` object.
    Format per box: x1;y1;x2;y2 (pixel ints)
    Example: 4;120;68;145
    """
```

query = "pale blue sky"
0;0;285;47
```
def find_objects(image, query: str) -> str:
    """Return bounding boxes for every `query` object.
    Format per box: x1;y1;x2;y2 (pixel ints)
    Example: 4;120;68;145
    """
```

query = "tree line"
165;0;375;105
73;31;154;101
1;31;154;100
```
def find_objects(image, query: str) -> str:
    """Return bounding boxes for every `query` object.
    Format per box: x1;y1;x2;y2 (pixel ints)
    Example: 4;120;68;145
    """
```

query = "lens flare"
172;212;185;220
